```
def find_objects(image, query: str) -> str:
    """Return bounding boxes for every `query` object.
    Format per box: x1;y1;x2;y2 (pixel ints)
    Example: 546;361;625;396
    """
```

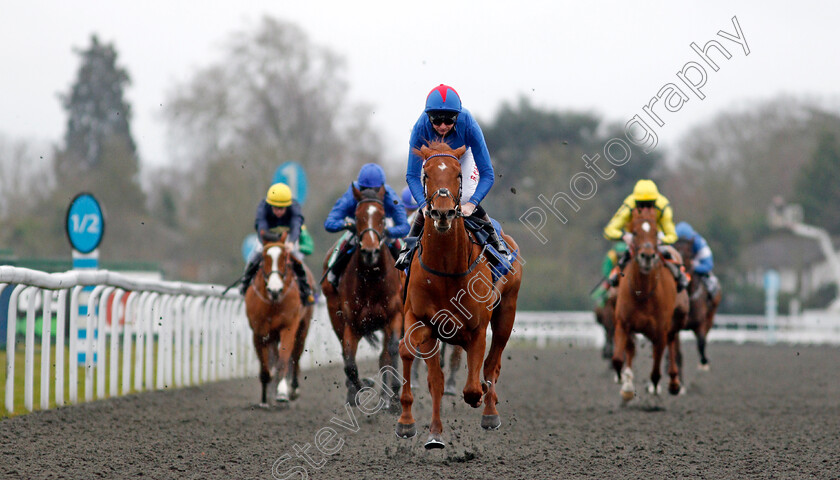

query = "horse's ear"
376;185;385;198
454;146;467;158
352;183;362;200
417;145;431;158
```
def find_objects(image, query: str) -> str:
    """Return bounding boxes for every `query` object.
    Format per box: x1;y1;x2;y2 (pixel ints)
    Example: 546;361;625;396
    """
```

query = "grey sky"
2;0;838;174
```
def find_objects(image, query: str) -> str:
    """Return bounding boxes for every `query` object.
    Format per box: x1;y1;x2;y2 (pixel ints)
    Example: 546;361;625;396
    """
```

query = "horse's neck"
421;217;472;269
626;259;658;297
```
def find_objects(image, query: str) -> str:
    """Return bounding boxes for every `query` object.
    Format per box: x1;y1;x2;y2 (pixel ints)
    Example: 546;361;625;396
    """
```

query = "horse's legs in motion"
462;330;488;409
396;311;433;440
612;318;637;401
423;339;446;449
380;312;403;412
649;335;665;395
341;323;363;406
481;299;516;430
667;331;682;395
253;336;271;406
275;322;300;402
444;346;462;396
289;315;311;400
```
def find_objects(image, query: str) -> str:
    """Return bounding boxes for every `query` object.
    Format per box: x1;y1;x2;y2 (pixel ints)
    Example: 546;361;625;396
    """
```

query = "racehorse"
321;185;404;410
245;235;314;407
612;208;688;401
674;239;722;370
594;287;617;360
396;142;523;449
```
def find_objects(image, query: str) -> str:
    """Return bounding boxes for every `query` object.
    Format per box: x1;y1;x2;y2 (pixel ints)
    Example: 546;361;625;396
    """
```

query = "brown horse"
612;208;688;401
674;239;722;371
245;234;314;407
594;287;617;360
321;185;404;410
396;142;523;449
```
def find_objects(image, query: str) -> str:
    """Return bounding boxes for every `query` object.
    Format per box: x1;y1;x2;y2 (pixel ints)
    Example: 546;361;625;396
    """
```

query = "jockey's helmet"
401;186;418;210
424;84;462;113
632;179;660;202
357;163;386;189
266;183;293;207
676;221;696;240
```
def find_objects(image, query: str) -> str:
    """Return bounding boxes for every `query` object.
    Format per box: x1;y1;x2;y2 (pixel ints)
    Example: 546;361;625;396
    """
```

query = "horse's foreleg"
611;318;628;383
379;314;403;413
650;336;665;395
290;313;311;400
275;322;300;403
667;332;682;395
424;339;446;449
480;300;515;429
341;323;363;406
253;335;271;407
463;331;488;409
396;314;432;440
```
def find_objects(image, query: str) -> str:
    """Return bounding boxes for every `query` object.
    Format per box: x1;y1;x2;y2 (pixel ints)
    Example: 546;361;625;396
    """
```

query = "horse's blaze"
266;246;284;294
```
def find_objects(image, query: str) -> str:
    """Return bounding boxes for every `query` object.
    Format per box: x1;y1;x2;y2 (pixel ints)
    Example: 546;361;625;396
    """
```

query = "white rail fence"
509;311;840;347
1;266;256;414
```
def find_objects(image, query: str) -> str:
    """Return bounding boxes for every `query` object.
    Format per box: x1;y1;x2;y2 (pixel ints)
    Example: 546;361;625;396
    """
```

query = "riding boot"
477;212;509;256
388;239;402;262
608;250;631;287
327;243;354;288
293;261;315;305
665;261;688;292
239;257;261;295
395;213;424;270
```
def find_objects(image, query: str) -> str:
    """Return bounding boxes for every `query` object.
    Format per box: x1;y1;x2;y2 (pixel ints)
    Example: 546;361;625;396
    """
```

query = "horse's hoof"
395;423;417;439
276;393;289;403
668;382;681;396
258;402;270;409
289;388;300;401
698;363;710;372
361;377;376;388
443;384;457;396
481;415;501;430
620;389;635;402
424;434;445;449
646;382;662;395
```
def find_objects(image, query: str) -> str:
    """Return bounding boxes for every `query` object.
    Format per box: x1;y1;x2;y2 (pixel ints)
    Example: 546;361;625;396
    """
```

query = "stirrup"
395;250;413;270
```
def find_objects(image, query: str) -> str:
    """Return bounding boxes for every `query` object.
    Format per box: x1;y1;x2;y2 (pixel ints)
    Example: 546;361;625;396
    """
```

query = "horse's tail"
363;333;380;349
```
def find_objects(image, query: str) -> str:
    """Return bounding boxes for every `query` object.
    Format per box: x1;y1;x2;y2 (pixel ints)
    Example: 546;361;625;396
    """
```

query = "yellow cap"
632;179;659;202
266;183;293;207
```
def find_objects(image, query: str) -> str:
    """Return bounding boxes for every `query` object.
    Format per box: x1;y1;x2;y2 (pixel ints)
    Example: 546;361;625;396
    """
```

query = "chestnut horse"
396;142;523;449
245;234;314;407
674;239;722;370
612;208;688;401
321;185;404;410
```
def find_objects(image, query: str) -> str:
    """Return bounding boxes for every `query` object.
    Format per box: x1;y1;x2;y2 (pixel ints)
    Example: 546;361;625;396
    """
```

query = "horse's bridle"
422;153;463;218
355;197;387;249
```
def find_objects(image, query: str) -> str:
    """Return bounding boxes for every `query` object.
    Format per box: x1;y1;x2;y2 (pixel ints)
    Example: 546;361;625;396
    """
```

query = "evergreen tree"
59;34;136;171
796;131;840;234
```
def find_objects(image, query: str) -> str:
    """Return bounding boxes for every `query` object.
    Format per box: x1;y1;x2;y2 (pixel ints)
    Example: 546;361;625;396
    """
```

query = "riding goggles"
428;112;458;126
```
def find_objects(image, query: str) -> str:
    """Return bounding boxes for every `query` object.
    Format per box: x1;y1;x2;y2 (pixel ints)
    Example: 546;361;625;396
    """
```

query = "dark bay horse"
321;185;404;410
245;235;314;407
594;287;617;361
674;239;722;370
396;142;523;449
612;208;688;401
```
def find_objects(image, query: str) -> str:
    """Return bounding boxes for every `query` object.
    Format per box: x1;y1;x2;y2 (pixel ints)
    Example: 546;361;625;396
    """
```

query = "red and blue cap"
424;84;461;113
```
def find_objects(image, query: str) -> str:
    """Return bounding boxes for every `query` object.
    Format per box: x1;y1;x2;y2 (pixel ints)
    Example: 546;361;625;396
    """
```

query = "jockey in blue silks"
395;84;508;269
676;221;720;298
323;163;410;286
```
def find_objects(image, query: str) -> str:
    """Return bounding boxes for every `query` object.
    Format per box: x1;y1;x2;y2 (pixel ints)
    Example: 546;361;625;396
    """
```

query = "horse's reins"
418;152;492;279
